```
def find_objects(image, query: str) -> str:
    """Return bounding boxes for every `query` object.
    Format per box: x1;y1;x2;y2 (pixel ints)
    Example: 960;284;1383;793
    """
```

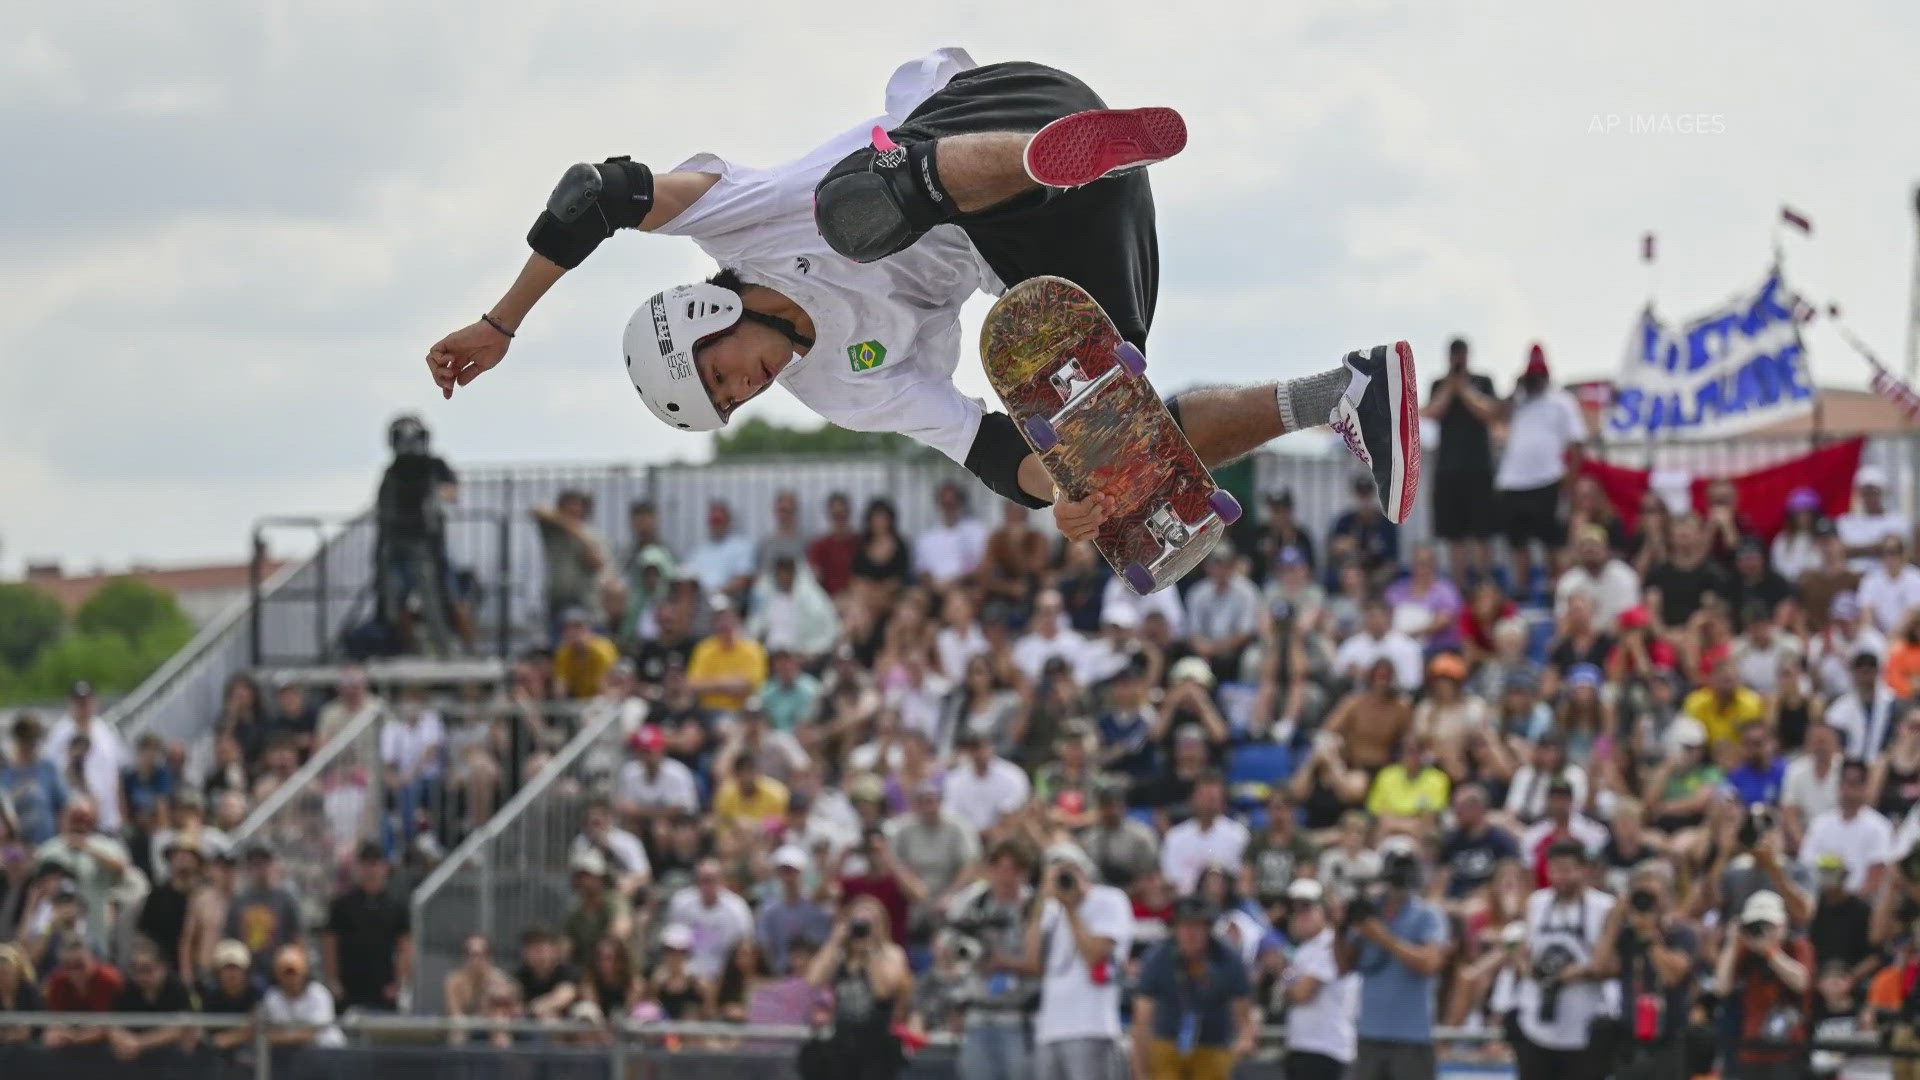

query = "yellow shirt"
1682;687;1764;747
686;635;769;711
552;635;619;699
713;776;789;828
1366;765;1452;819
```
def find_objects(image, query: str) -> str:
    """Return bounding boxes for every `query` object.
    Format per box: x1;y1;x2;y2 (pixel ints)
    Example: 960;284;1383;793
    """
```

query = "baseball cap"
1830;592;1861;621
1669;717;1709;749
213;940;252;971
1566;663;1603;690
1169;656;1216;687
70;680;95;700
1856;465;1888;490
848;774;887;803
659;924;694;951
1741;890;1788;927
355;840;388;864
630;725;666;754
1814;854;1847;880
1786;487;1822;512
1174;722;1208;745
1173;896;1217;924
1265;489;1294;508
562;607;592;627
1618;606;1651;631
1285;878;1325;904
1546;777;1577;798
1276;545;1306;568
570;849;609;878
1427;654;1467;682
1101;604;1140;630
772;845;808;872
1525;343;1549;376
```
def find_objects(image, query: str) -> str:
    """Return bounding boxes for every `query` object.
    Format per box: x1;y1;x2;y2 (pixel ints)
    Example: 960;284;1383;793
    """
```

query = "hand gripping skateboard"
981;276;1241;595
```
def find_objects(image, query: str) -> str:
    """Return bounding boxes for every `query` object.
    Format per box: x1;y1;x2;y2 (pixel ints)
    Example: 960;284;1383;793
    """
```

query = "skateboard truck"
1121;489;1244;594
1022;342;1148;452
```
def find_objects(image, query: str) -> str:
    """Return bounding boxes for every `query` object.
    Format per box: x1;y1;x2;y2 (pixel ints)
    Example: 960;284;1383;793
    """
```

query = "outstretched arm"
428;169;720;397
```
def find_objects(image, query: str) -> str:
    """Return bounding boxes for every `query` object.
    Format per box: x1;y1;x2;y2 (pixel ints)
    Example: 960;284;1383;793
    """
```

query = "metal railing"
408;698;633;1013
1;1012;1911;1080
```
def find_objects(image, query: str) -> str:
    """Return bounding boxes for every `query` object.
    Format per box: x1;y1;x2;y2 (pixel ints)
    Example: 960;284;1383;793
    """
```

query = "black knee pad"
813;141;947;263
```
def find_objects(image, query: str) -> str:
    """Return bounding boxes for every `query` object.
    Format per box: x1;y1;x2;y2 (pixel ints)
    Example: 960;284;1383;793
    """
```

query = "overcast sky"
6;0;1918;572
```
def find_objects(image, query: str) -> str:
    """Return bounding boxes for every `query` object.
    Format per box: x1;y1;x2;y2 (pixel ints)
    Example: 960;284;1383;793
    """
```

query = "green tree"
0;583;64;671
712;416;937;460
76;578;192;646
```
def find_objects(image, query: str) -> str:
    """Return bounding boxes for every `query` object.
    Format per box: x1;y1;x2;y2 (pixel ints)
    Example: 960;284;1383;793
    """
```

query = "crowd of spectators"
7;347;1920;1080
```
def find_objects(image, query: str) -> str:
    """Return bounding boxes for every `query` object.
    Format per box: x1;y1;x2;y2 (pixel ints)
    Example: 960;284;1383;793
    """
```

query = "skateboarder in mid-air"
426;48;1420;542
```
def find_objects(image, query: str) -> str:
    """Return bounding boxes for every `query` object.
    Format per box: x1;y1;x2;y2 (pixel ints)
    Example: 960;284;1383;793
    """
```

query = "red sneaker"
1022;107;1188;188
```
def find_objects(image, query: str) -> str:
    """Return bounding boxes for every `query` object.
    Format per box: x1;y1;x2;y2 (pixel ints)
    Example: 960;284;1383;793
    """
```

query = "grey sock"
1275;366;1351;433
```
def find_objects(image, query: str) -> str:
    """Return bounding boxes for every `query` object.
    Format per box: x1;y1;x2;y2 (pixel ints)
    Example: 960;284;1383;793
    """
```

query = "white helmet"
624;283;741;432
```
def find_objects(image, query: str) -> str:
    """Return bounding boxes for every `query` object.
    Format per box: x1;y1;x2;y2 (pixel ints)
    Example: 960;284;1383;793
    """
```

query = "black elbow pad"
526;157;655;269
965;411;1051;509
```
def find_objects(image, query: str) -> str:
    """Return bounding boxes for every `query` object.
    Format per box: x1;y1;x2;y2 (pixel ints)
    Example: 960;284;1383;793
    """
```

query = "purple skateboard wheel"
1123;562;1157;595
1024;414;1060;452
1114;342;1147;377
1209;489;1243;525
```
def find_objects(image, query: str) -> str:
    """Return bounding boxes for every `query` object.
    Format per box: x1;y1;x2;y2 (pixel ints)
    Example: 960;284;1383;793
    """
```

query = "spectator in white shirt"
1809;593;1888;700
1836;465;1911;572
381;688;446;843
1160;773;1251;895
1799;761;1895;894
747;555;841;660
933;589;989;679
41;682;128;835
1278;879;1357;1076
1827;651;1900;762
1858;535;1920;634
262;944;346;1048
683;500;758;600
1332;599;1424;692
1099;568;1187;638
913;482;990;587
1012;590;1088;681
1492;346;1585;591
1731;606;1801;698
943;729;1031;835
613;724;700;824
1781;722;1846;847
1185;546;1264;683
664;859;756;979
1554;525;1640;630
570;796;652;896
1026;851;1134;1080
756;489;810;574
1771;487;1826;582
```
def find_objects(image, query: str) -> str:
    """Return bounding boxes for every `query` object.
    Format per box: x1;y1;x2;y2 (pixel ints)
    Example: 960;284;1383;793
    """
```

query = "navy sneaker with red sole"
1022;107;1188;188
1328;342;1422;524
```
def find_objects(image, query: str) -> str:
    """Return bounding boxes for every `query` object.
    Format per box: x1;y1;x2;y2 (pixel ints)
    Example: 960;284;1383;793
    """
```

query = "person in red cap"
1491;344;1586;597
613;725;699;826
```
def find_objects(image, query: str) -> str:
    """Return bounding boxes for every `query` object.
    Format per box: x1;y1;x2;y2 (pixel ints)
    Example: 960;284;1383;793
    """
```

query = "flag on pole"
1780;205;1813;234
1641;232;1656;262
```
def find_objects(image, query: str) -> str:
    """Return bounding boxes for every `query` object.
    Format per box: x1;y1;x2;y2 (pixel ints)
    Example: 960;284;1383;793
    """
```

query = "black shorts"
1431;468;1498;540
886;62;1159;347
1501;480;1564;548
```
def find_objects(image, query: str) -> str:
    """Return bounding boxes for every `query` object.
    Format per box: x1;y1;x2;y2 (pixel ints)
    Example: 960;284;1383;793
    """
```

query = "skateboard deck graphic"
981;276;1240;595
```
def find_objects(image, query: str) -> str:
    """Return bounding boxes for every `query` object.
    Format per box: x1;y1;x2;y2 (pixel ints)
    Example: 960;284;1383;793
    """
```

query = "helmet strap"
738;309;814;351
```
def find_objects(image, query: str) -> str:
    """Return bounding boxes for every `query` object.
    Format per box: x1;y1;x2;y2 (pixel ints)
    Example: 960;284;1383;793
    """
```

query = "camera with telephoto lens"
1629;889;1659;914
1741;920;1772;940
1342;891;1378;929
1056;867;1080;892
949;934;985;967
1532;943;1580;1024
848;918;873;941
1738;804;1777;848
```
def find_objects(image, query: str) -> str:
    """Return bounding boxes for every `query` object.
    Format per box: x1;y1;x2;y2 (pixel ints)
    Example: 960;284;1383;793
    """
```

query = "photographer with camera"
372;414;463;658
801;895;915;1080
1714;890;1814;1080
1132;895;1256;1080
1870;830;1920;948
1695;796;1815;931
1336;835;1451;1080
1863;909;1920;1080
1278;879;1356;1080
1592;862;1699;1080
1511;839;1616;1080
1023;851;1134;1080
947;840;1039;1080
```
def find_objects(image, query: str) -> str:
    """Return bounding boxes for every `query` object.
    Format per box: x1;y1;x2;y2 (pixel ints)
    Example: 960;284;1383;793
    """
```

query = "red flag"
1641;232;1656;262
1781;206;1813;234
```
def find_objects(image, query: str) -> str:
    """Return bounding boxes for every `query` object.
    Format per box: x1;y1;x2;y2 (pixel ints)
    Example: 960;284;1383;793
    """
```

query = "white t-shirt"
1515;888;1618;1051
614;757;701;815
1160;816;1252;895
1012;628;1089;681
1505;766;1590;824
934;624;988;679
1033;885;1134;1045
41;716;127;834
1799;807;1895;892
1283;929;1357;1063
1332;631;1423;691
663;887;757;979
571;828;652;880
1780;756;1843;826
1496;389;1584;491
654;49;1003;464
942;757;1031;833
1553;561;1641;630
914;518;989;585
1837;510;1912;572
1810;627;1889;699
1826;685;1899;761
1858;564;1920;633
379;712;447;776
1099;576;1187;636
261;982;347;1048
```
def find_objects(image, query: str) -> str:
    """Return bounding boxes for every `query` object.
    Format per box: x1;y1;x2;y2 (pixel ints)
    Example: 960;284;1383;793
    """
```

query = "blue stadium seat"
1525;613;1555;663
1227;742;1296;789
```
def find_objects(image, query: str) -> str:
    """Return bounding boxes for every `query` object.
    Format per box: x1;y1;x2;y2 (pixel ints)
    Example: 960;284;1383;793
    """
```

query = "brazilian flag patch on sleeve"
847;340;888;371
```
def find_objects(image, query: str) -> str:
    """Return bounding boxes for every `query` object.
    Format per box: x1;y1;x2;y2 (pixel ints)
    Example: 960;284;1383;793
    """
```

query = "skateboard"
981;276;1240;595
